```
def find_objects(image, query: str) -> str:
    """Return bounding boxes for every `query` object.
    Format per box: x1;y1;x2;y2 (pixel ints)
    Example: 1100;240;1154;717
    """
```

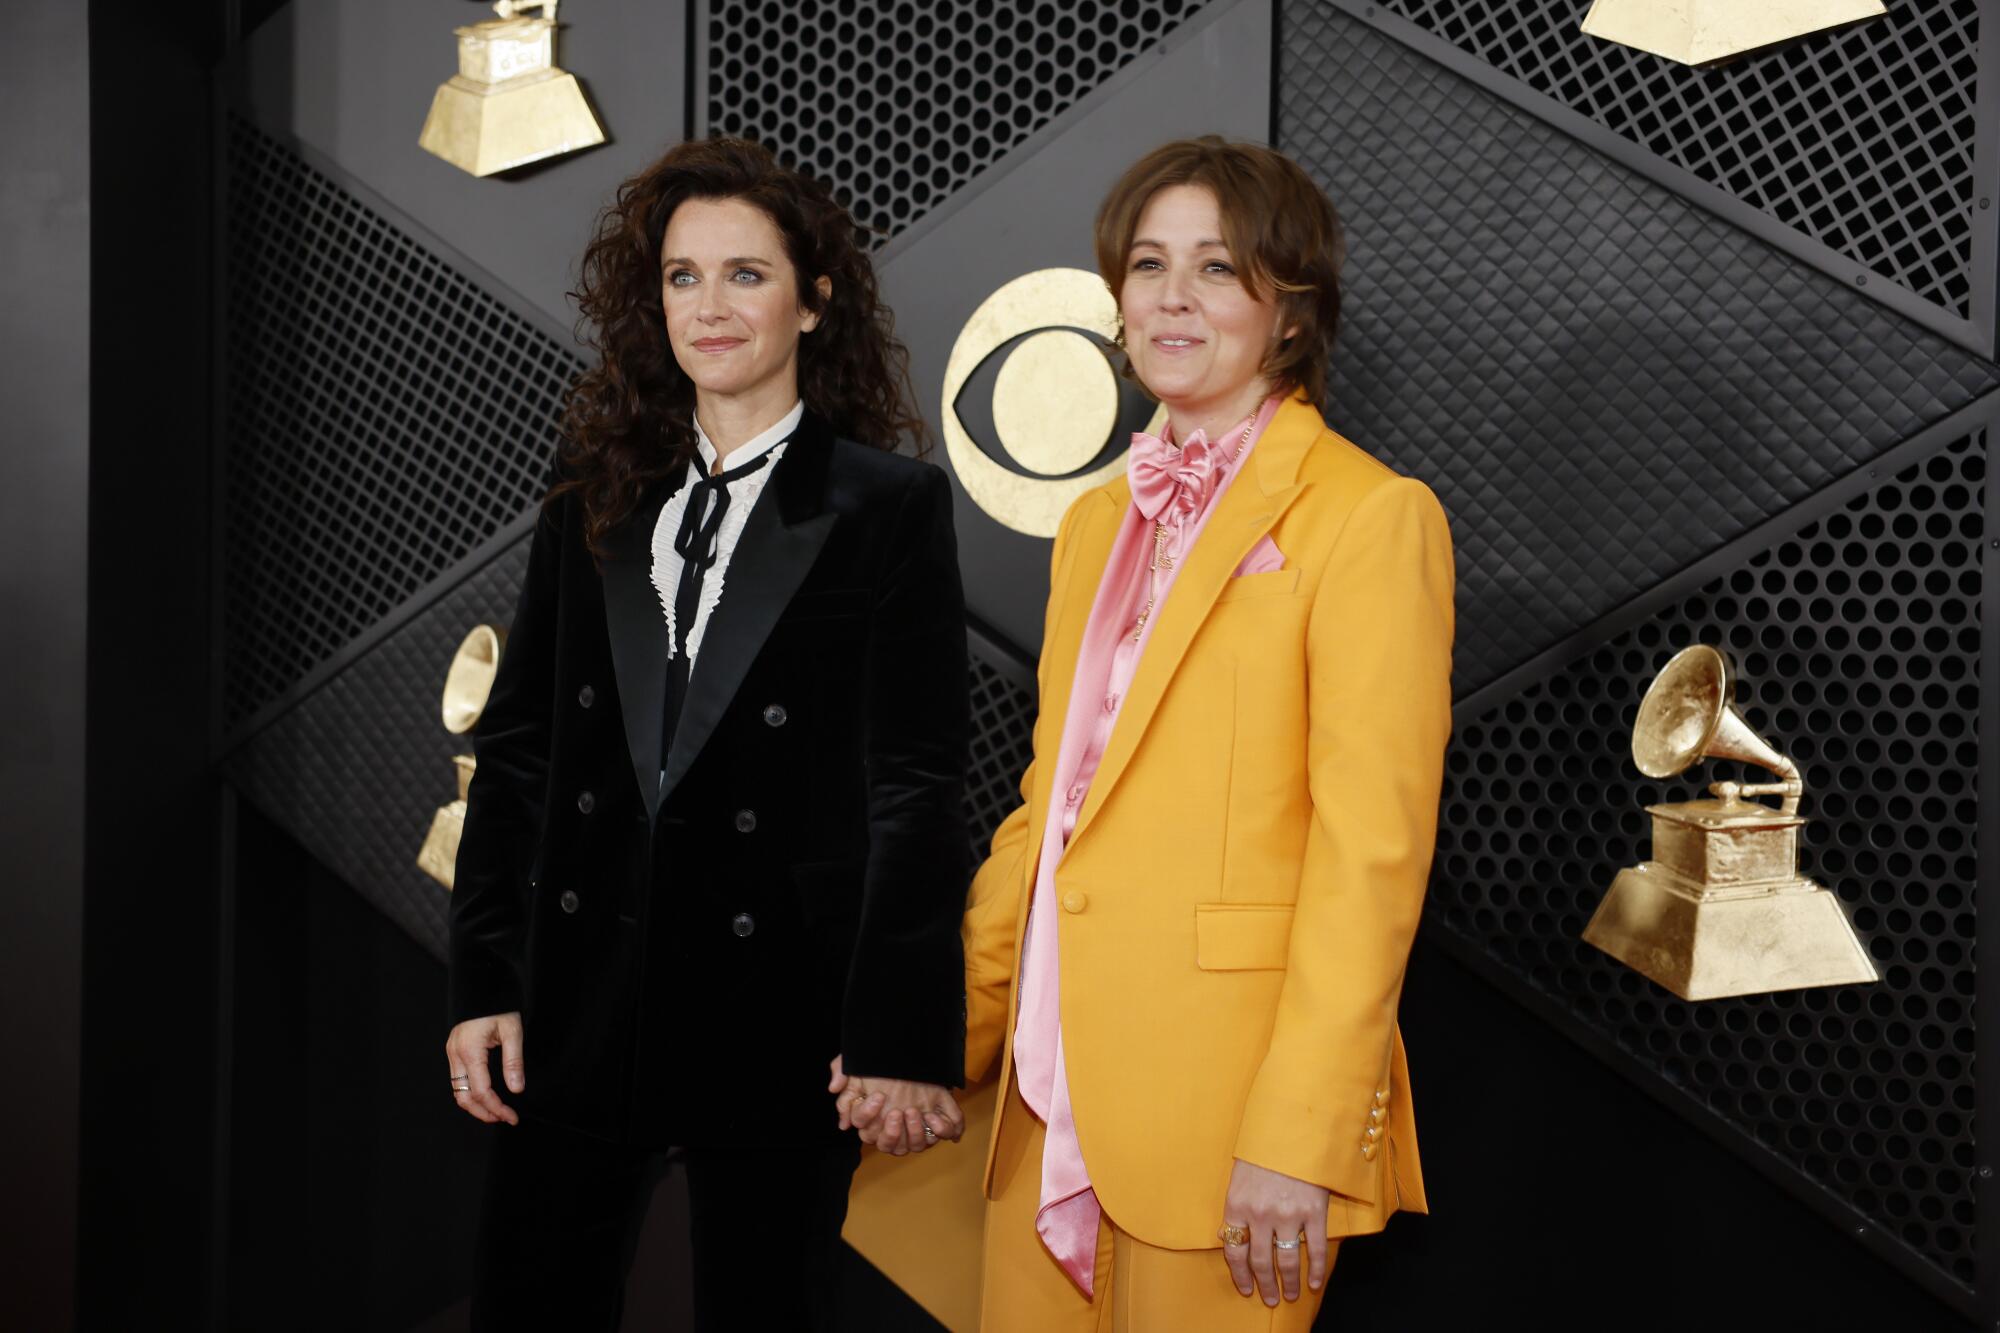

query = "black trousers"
470;1116;863;1332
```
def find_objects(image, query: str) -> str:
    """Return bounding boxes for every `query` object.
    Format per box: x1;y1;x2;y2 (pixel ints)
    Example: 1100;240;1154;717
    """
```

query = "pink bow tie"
1127;428;1223;526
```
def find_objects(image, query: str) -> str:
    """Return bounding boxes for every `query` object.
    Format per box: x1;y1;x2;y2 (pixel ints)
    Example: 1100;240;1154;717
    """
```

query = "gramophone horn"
1631;643;1801;814
441;624;507;734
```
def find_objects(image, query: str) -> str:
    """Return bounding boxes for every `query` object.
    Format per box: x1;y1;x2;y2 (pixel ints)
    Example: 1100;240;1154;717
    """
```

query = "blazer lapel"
658;413;837;806
601;472;682;821
1066;396;1322;849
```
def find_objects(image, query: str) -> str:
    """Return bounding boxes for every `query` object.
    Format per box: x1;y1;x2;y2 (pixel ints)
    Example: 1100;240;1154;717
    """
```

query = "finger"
903;1107;927;1154
835;1091;858;1131
1305;1210;1330;1292
1249;1222;1278;1307
828;1054;847;1094
1274;1225;1302;1302
877;1108;908;1156
1221;1228;1254;1297
934;1094;966;1137
447;1038;496;1124
465;1034;517;1127
499;1015;526;1094
920;1109;954;1146
851;1092;886;1128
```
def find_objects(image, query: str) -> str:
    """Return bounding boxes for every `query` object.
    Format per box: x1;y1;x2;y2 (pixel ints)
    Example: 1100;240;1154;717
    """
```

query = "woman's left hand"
1220;1158;1331;1306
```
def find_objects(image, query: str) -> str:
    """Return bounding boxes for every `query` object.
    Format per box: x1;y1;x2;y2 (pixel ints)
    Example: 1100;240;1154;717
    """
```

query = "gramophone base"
1583;863;1878;1000
416;800;466;891
419;69;605;177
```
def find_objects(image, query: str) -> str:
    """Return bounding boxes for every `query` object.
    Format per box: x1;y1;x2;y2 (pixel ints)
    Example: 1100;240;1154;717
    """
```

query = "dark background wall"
2;3;91;1328
17;0;1992;1328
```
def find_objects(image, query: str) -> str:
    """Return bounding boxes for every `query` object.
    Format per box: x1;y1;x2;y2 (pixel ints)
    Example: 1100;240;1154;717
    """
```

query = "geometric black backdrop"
1375;0;1985;320
1286;6;1998;694
1432;432;1985;1288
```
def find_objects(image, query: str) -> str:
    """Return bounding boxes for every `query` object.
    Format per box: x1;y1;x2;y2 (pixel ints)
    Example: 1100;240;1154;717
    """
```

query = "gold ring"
1217;1222;1249;1247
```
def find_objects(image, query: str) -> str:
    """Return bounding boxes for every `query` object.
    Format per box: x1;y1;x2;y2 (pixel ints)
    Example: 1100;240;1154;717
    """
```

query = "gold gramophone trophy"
416;625;506;890
1581;643;1878;1000
418;0;605;178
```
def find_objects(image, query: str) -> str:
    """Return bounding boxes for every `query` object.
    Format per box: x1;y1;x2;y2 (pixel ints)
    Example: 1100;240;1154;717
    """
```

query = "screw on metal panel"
1981;198;1991;209
1856;274;1868;286
1981;1165;1994;1178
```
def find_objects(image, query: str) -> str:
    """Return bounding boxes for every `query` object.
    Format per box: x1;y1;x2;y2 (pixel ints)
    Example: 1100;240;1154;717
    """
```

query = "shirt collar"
693;400;805;474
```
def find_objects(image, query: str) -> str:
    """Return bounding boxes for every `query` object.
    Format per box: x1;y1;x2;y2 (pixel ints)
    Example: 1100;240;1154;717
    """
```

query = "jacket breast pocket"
1215;568;1300;603
1194;903;1295;970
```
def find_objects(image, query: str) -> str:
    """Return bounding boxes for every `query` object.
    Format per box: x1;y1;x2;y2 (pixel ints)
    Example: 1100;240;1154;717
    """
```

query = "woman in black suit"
444;136;969;1332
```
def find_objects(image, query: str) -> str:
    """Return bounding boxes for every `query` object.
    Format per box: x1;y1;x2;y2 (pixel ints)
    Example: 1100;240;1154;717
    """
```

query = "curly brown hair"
550;136;928;559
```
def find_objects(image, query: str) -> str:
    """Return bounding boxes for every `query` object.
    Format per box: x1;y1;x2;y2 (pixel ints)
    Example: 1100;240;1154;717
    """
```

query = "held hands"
1220;1158;1332;1306
445;1012;525;1125
827;1055;965;1156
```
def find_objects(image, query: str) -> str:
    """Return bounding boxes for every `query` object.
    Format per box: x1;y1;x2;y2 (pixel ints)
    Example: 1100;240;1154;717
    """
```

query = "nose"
695;281;728;324
1157;267;1194;314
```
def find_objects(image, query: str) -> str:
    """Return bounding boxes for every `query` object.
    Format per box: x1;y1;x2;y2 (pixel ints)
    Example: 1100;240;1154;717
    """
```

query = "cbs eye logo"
942;268;1164;537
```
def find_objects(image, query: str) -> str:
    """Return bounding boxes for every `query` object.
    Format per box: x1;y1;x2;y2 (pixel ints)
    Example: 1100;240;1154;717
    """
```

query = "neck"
695;376;802;469
1162;379;1273;446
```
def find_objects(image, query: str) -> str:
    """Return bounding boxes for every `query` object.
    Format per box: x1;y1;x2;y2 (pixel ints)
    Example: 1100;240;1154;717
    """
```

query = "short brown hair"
1094;136;1347;406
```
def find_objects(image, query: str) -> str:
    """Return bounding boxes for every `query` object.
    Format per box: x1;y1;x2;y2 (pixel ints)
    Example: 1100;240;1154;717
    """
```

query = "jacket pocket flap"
1195;904;1295;970
1216;568;1300;602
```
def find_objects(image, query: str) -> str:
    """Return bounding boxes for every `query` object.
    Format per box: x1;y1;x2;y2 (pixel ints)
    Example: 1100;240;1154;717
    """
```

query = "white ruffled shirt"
648;401;802;670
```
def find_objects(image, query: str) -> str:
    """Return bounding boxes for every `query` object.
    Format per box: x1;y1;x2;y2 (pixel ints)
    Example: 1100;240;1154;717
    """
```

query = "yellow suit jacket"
962;393;1455;1248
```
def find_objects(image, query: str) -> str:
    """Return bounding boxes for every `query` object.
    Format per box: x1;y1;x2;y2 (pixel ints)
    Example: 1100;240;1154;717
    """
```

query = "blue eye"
1131;257;1163;271
731;268;762;283
668;270;696;287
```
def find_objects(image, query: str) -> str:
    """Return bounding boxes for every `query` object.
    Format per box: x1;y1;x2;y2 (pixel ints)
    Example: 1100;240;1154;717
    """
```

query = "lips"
1151;334;1204;352
692;337;745;353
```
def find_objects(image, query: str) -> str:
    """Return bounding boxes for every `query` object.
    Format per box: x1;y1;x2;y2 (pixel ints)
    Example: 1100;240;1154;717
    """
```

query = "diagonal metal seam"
1314;0;1993;359
1415;394;1997;1314
215;509;536;759
866;0;1268;270
219;108;586;353
1450;385;2000;726
1414;919;1980;1313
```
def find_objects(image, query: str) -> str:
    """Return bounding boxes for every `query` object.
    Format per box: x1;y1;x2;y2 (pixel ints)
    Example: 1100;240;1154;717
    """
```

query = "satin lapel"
1066;397;1321;849
658;424;835;806
601;474;681;822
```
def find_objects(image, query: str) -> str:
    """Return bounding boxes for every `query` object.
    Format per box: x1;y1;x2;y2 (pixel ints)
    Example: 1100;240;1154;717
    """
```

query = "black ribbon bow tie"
669;445;777;660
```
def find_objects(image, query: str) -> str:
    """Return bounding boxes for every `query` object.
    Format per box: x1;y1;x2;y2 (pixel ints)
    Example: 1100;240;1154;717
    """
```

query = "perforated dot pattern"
222;117;582;724
1431;434;1984;1288
1372;0;1982;319
1278;4;2000;695
705;0;1196;244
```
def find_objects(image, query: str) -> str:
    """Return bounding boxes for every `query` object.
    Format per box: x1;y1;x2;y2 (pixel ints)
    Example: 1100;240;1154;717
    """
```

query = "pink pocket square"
1233;535;1286;577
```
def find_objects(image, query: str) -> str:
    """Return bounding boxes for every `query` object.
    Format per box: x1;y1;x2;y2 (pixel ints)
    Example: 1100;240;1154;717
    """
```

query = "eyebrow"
662;255;775;266
1129;237;1228;250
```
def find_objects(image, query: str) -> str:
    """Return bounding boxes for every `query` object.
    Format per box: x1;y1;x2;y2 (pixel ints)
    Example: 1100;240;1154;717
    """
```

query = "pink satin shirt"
1012;395;1283;1294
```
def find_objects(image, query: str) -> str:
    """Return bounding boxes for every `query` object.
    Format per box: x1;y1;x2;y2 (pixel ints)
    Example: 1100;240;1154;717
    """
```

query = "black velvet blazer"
448;411;971;1148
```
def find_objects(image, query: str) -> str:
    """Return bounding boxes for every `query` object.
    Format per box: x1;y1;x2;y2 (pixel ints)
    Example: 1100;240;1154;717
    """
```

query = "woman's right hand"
445;1012;525;1125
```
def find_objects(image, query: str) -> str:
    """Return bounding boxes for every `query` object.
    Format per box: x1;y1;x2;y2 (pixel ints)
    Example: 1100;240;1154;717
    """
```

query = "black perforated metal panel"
704;0;1196;243
965;650;1037;857
1370;0;1983;320
1431;433;1984;1288
227;543;534;956
222;117;582;724
1279;6;2000;694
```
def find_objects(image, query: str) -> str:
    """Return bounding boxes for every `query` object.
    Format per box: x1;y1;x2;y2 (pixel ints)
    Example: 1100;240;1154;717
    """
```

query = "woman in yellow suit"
954;137;1453;1329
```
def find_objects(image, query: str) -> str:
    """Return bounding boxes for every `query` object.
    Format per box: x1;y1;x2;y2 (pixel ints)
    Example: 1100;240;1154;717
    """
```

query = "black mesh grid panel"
965;652;1038;858
223;116;582;725
1280;6;2000;693
227;544;534;956
705;0;1196;244
1431;433;1984;1288
1368;0;1983;319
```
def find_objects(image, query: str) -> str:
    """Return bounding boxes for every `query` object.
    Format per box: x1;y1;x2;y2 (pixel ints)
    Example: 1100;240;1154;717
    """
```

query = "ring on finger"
1217;1222;1249;1247
1273;1237;1300;1250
